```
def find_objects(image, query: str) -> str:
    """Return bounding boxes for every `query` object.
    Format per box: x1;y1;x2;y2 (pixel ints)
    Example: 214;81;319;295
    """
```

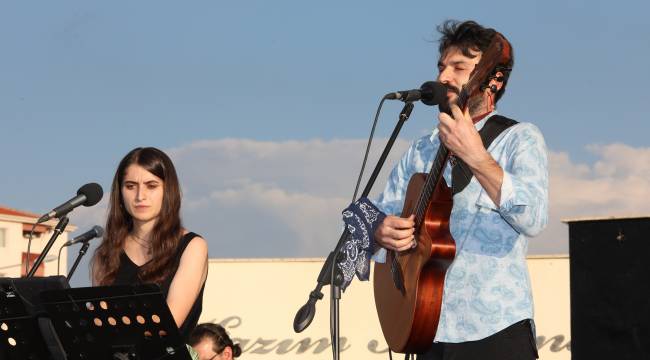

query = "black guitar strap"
451;115;518;195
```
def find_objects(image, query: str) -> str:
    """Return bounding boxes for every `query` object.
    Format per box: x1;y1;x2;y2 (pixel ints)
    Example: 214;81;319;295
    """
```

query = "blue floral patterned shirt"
374;111;548;343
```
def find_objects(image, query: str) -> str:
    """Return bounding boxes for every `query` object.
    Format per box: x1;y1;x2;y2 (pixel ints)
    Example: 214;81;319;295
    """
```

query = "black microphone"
384;81;447;106
64;225;104;246
37;183;103;223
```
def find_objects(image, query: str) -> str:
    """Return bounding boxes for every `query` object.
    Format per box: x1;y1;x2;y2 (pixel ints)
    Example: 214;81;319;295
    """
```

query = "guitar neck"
411;79;471;225
413;144;450;226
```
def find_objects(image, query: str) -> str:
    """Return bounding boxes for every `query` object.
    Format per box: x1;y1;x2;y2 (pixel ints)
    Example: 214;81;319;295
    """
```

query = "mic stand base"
331;284;341;360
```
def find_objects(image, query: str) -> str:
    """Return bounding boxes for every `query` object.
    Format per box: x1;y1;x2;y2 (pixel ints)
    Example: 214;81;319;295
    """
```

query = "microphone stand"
293;102;415;360
27;216;69;278
67;241;91;281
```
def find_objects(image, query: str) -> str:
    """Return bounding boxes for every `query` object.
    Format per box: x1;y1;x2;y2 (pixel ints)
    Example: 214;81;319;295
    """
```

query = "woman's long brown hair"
91;147;183;285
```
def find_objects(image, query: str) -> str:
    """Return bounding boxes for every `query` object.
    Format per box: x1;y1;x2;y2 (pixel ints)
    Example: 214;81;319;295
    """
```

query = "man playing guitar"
374;20;548;360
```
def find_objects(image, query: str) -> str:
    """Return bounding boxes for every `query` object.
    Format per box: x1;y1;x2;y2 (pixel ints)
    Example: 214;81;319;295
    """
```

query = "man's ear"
222;346;233;360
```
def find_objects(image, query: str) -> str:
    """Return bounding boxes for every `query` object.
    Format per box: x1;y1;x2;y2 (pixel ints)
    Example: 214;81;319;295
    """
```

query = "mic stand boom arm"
293;102;414;360
27;216;69;278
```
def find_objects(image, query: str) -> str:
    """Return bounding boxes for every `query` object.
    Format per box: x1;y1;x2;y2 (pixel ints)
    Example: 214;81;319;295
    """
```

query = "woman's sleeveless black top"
113;232;205;341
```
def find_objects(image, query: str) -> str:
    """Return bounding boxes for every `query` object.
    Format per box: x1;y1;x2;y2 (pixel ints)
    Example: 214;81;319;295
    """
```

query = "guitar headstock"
456;33;511;111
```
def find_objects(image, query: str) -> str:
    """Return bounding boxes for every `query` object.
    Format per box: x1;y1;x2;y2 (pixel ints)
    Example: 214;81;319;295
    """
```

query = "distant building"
0;205;76;278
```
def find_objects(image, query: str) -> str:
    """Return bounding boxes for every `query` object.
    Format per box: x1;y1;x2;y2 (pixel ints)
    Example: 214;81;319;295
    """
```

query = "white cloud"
206;181;347;254
167;138;411;258
70;139;650;286
536;144;650;254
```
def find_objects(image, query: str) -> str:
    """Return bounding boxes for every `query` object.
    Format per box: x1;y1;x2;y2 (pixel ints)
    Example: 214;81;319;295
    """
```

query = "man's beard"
437;83;485;117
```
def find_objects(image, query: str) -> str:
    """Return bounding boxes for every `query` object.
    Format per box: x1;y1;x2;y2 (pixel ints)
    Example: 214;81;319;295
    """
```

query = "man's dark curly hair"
437;20;514;103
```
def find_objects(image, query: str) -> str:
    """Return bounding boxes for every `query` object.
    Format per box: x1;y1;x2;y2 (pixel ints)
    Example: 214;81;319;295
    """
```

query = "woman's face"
121;164;164;225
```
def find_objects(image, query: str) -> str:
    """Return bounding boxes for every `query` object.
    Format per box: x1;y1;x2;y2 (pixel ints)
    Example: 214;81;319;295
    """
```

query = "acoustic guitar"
373;33;512;353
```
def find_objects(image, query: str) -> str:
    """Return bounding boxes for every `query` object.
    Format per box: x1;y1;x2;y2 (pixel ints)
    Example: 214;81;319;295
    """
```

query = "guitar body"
373;172;456;353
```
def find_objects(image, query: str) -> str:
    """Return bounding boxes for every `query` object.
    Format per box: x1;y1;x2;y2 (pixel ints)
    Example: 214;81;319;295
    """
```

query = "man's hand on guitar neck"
438;103;505;206
438;104;487;166
374;215;416;252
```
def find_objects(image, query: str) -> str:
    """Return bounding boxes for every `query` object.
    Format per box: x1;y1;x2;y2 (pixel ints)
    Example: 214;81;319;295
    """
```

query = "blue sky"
1;1;650;286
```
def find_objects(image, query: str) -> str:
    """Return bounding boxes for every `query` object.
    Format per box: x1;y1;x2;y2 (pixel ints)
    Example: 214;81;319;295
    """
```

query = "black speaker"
568;217;650;360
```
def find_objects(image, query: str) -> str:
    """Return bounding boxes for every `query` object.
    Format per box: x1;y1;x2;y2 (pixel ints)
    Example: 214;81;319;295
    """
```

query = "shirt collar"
429;110;498;143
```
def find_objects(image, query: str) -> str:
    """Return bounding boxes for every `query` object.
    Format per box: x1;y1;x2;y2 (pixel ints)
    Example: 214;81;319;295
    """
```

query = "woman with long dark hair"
91;147;208;340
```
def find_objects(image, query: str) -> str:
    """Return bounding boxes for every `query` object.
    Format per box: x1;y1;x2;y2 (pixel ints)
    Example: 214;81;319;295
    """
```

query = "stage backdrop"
199;256;570;360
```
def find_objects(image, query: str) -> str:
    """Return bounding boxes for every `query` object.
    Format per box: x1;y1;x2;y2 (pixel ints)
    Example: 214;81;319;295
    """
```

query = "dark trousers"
416;320;538;360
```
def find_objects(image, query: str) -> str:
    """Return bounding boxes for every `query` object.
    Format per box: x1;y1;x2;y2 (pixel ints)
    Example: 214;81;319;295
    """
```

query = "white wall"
199;256;571;360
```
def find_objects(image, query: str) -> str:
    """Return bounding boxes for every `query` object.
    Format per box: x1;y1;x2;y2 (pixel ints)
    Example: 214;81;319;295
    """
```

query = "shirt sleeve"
372;138;420;263
476;123;549;237
374;139;419;216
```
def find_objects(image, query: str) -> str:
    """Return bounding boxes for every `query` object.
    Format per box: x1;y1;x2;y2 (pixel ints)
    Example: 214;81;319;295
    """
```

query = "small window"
23;231;42;239
0;228;6;247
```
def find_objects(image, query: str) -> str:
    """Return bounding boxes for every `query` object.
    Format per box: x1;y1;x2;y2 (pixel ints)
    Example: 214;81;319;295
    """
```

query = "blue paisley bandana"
338;197;386;291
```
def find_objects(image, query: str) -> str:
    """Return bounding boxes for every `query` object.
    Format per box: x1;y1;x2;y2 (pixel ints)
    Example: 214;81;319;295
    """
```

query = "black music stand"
38;284;191;360
0;276;71;360
1;280;191;360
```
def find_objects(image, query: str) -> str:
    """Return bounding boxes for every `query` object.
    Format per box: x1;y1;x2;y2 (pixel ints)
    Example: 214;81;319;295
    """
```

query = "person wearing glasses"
189;323;242;360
